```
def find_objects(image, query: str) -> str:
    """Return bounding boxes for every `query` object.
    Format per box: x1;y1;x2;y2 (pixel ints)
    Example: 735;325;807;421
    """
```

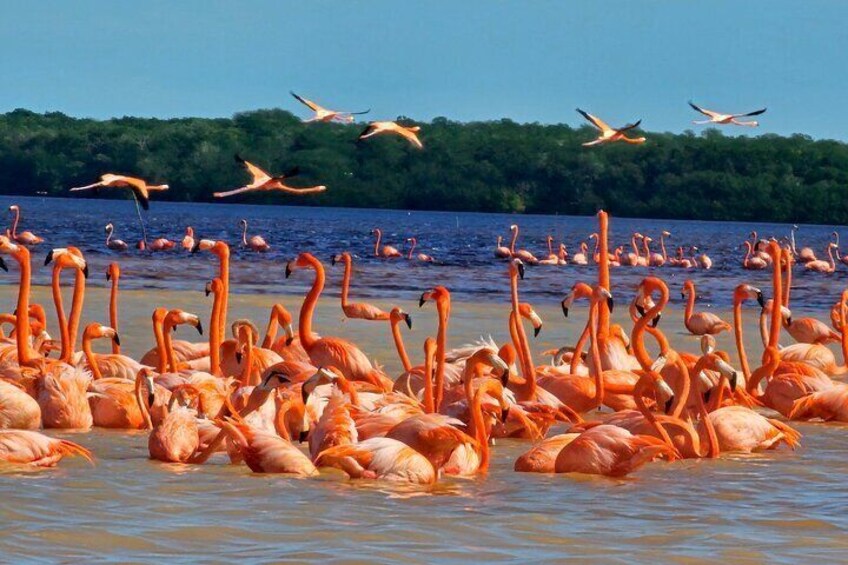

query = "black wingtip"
234;154;246;164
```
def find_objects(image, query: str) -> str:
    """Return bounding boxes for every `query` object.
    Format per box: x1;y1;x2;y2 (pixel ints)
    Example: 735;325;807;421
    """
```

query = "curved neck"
509;272;535;400
298;257;323;350
240;330;256;387
633;377;677;449
109;270;120;355
152;309;168;374
683;284;695;325
408;239;416;260
262;306;279;350
597;212;610;335
241;222;248;246
82;334;103;380
669;355;691;420
373;230;381;256
470;379;492;472
631;285;668;371
570;322;591;374
660;235;668;260
433;299;449;410
391;318;412;373
642;238;650;257
134;373;153;430
11;207;20;237
631;235;640;257
340;256;352;309
509;227;518;253
547;238;553;257
743;241;753;265
106;226;113;246
52;266;72;362
163;321;178;374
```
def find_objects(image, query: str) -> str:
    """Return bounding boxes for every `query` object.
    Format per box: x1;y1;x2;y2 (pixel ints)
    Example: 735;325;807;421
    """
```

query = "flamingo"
106;263;121;355
645;235;664;267
285;252;390;390
80;323;146;381
69;174;168;210
538;236;560;266
181;227;195;251
239;219;270;252
682;280;731;335
358;121;423;149
137;377;201;463
8;205;43;245
742;241;767;270
619;233;644;266
371;228;402;258
507;225;539;264
790;225;818;264
0;430;92;467
332;252;390;321
104;223;128;251
804;243;837;273
570;242;588;265
576;108;646;146
290;91;370;123
494;236;511;260
693;247;712;270
0;379;42;430
218;417;318;476
688;101;766;127
406;238;434;262
214;155;326;198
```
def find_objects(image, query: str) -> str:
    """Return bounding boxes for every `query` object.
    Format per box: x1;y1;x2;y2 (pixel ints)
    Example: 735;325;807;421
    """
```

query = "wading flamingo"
239;219;270;252
332;252;390;321
682;280;731;335
290;91;370;123
371;228;402;258
576;108;646;146
0;430;92;467
358;121;423;149
494;236;512;260
687;101;766;127
406;238;434;262
791;225;817;264
508;225;538;264
218;417;318;475
8;205;43;245
214;155;326;198
804;243;837;273
742;241;767;270
181;227;195;251
104;223;128;251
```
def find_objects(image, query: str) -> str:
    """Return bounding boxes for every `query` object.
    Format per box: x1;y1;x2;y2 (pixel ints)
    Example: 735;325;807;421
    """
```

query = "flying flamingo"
290;91;370;123
332;252;390;321
8;205;43;245
576;108;646;146
687;101;766;127
494;236;511;260
181;227;195;250
371;228;402;258
214;155;326;198
358;121;423;149
682;280;731;335
406;238;434;262
285;252;391;390
239;219;270;252
70;174;168;209
104;223;128;251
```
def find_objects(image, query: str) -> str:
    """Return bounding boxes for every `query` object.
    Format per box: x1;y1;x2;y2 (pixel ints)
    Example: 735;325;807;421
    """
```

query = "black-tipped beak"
285;336;294;346
0;256;7;272
301;386;310;406
195;321;203;336
680;292;685;300
533;325;541;338
285;264;293;279
331;255;337;266
703;388;712;405
756;292;765;308
664;396;674;414
501;370;511;387
298;430;309;443
500;406;510;423
44;250;54;266
235;351;243;364
404;314;412;330
418;294;427;308
106;271;111;282
606;296;614;313
561;301;569;318
205;285;211;297
730;372;738;392
517;262;525;280
787;316;793;325
635;304;646;317
112;333;121;346
83;264;89;279
651;313;661;328
147;392;155;408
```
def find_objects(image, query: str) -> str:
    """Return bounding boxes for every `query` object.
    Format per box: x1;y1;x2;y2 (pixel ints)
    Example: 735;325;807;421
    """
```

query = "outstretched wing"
122;177;152;210
214;186;257;199
234;154;271;183
733;107;767;118
347;108;371;116
290;91;320;112
616;119;642;133
358;124;378;140
688;101;720;118
576;108;612;133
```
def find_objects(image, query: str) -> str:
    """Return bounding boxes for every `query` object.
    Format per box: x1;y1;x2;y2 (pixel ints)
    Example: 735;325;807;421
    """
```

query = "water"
2;195;848;563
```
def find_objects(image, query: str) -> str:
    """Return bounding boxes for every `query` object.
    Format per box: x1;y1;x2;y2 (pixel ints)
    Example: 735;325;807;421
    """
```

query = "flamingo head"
518;303;543;337
390;307;412;330
84;323;120;346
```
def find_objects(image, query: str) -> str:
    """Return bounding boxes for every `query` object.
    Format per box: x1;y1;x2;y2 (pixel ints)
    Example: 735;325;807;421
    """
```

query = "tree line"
1;107;846;224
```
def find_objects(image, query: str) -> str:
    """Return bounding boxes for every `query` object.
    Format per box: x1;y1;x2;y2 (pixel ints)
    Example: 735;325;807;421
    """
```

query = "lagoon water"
2;195;848;562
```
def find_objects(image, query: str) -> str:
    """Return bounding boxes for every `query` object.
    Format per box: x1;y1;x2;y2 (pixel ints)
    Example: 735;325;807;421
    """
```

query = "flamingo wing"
616;119;642;133
688;101;720;118
576;109;612;133
290;91;321;112
732;107;767;118
234;154;272;184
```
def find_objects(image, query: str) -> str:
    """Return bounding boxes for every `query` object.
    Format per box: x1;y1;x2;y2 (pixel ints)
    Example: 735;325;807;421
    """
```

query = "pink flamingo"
104;223;128;251
371;228;402;258
406;237;434;262
240;219;270;252
8;205;43;245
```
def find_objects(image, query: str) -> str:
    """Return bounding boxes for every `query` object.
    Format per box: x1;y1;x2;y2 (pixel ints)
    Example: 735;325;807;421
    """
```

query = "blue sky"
1;1;844;139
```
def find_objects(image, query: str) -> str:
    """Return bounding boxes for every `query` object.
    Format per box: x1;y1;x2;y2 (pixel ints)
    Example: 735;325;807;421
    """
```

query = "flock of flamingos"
3;204;848;482
2;93;848;483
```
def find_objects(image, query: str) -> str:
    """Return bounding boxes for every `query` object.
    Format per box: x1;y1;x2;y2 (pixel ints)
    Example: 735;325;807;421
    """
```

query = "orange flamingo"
804;243;837;273
106;263;121;355
576;108;646;146
81;323;146;381
494;236;511;260
358;121;423;149
688;101;766;127
0;430;92;467
137;372;200;463
682;280;731;335
8;205;43;245
332;252;390;321
406;238;434;262
508;225;538;264
219;417;318;476
214;155;326;198
70;174;169;210
742;241;767;269
371;228;402;258
290;91;370;123
239;219;270;252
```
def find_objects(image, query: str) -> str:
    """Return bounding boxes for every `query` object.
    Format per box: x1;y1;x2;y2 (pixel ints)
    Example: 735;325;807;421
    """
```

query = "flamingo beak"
703;388;712;405
83;264;89;279
418;293;427;308
664;396;674;414
205;284;211;297
285;263;293;279
533;325;541;338
106;271;111;282
298;430;309;443
756;291;765;308
0;256;6;272
404;313;413;330
195;321;203;336
112;333;121;346
652;313;662;328
730;372;738;392
44;250;54;266
331;255;337;266
606;296;614;313
561;300;569;318
500;406;510;423
235;351;242;364
517;262;525;280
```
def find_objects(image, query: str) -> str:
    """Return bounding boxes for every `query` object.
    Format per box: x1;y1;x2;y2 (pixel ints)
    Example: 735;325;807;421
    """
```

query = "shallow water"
2;196;848;562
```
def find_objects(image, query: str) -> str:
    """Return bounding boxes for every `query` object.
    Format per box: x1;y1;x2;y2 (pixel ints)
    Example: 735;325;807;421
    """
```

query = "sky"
1;1;845;139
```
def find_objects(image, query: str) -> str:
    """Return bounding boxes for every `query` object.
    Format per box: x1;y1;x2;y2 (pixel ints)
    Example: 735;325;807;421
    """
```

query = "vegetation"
1;108;847;224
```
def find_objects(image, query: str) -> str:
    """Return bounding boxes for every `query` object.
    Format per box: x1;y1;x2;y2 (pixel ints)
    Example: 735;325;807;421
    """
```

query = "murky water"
2;196;848;562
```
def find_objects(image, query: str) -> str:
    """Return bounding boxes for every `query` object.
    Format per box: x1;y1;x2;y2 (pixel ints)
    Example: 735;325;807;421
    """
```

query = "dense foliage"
1;108;846;223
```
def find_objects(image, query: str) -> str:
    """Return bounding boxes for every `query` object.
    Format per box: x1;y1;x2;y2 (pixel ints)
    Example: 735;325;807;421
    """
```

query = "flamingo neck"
262;307;279;350
597;212;610;335
240;330;255;387
470;377;492;473
509;272;535;400
109;271;120;355
408;239;416;260
209;292;222;376
733;299;752;381
163;322;178;374
570;322;591;374
106;226;113;246
683;284;696;326
768;245;783;350
82;334;103;380
633;377;677;450
642;238;650;257
241;222;248;246
12;248;35;366
298;257;323;350
66;269;86;361
433;298;449;410
660;235;668;261
390;318;412;373
52;266;72;362
134;373;153;430
339;256;351;309
631;235;640;258
509;227;518;253
152;309;168;374
587;299;604;408
373;230;381;256
631;285;668;371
